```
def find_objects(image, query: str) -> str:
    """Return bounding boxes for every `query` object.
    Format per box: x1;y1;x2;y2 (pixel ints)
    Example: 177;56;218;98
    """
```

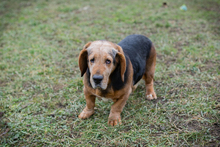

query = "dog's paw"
108;118;121;126
78;109;94;119
108;114;121;126
146;91;157;100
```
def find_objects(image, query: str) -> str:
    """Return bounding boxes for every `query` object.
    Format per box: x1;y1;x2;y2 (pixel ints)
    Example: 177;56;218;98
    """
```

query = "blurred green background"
0;0;219;146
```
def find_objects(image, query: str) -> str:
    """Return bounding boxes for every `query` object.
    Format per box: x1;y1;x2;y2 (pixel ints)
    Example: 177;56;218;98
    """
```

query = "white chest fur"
93;94;113;102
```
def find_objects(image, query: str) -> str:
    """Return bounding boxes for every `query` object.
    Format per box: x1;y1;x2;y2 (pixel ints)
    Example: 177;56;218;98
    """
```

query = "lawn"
0;0;220;146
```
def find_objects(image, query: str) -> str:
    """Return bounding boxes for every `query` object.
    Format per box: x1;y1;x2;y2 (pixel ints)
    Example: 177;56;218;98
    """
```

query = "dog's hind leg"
142;44;157;100
132;81;140;92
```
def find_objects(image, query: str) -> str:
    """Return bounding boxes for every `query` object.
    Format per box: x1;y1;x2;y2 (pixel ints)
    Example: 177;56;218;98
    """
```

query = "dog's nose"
93;75;103;84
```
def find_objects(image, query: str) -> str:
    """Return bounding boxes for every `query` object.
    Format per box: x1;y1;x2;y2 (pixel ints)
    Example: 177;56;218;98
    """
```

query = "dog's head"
79;41;126;90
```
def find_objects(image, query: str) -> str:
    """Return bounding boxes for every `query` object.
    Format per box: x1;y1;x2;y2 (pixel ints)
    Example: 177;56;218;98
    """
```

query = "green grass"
0;0;220;146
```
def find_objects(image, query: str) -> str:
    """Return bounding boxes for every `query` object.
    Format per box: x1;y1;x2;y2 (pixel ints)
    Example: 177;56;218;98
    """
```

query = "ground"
0;0;220;146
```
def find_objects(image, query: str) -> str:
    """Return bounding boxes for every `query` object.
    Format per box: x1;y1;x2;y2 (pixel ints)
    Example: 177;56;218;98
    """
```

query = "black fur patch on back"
118;34;152;85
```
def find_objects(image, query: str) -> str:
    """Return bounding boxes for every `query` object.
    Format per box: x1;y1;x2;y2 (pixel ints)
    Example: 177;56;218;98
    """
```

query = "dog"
78;34;157;126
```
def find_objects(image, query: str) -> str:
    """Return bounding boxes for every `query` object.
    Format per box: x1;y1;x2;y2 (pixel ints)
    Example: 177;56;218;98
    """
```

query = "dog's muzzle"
92;74;103;87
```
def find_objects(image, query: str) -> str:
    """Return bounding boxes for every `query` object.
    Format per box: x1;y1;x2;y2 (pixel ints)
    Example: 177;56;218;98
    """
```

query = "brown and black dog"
78;35;157;126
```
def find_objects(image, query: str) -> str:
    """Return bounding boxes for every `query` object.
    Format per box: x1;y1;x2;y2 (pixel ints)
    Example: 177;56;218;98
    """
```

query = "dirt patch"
0;80;8;87
169;26;183;34
199;1;220;35
152;97;168;105
174;40;190;52
22;81;36;89
171;113;189;123
156;54;163;60
210;123;220;141
164;58;177;67
0;112;4;118
200;60;220;72
171;112;220;145
53;84;64;92
205;122;220;146
56;102;68;108
167;70;185;78
199;1;220;13
0;112;10;139
41;103;48;108
33;112;43;115
187;120;202;131
55;61;66;69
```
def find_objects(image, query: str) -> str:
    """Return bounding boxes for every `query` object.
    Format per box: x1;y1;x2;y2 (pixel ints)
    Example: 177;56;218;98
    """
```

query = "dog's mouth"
91;81;108;90
94;84;102;89
94;84;108;90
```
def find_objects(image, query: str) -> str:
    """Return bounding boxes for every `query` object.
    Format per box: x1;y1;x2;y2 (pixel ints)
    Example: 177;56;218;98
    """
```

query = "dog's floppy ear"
115;45;126;82
78;42;91;77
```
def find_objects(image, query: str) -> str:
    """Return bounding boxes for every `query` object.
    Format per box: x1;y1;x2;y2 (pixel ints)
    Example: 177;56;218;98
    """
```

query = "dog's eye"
106;59;111;64
90;58;95;63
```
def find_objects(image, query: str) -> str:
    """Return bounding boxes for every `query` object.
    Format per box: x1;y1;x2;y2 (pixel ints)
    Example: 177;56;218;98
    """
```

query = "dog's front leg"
78;88;96;119
108;92;130;126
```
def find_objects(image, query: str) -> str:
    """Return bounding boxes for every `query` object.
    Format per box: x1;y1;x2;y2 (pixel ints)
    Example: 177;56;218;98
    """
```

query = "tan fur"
142;44;157;100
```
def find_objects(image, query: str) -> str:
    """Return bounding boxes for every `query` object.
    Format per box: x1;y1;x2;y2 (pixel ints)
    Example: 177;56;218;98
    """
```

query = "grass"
0;0;219;146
